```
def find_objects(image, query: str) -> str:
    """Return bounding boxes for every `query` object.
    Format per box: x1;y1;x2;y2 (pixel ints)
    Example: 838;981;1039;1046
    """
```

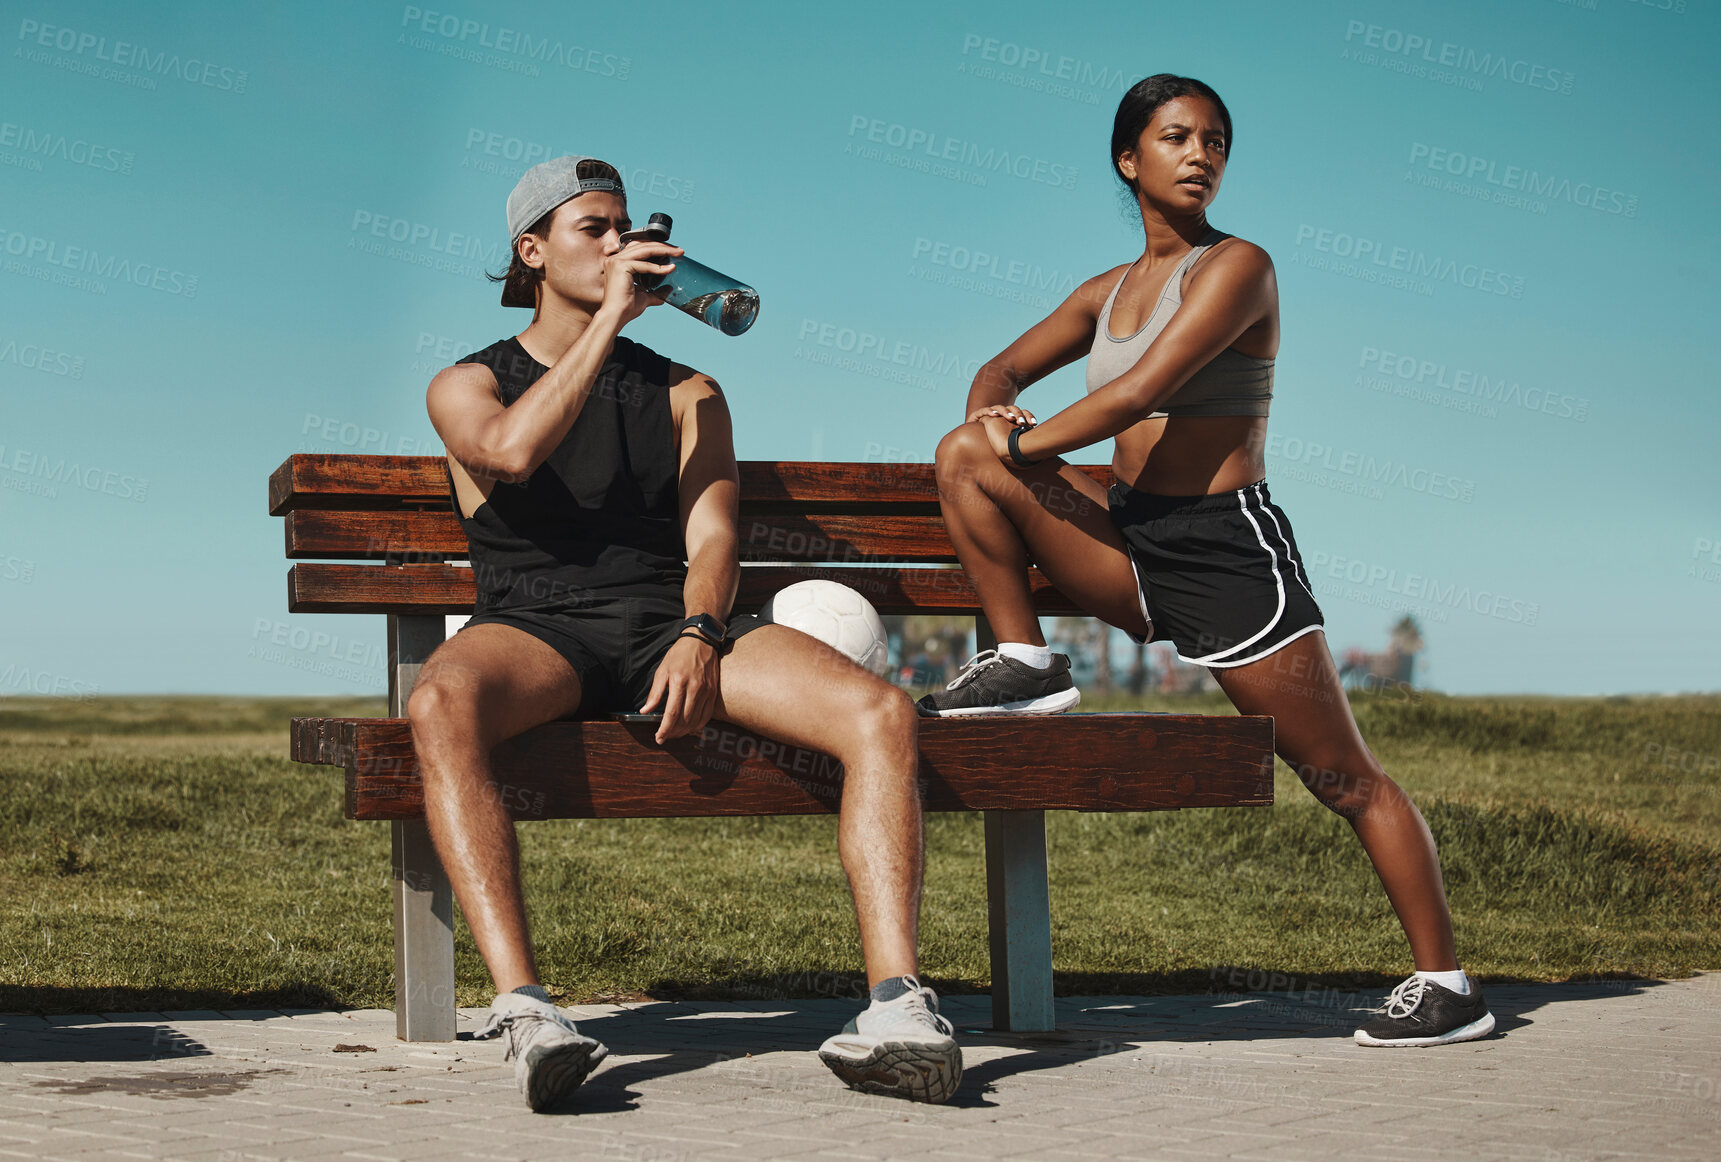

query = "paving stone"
3;978;1719;1160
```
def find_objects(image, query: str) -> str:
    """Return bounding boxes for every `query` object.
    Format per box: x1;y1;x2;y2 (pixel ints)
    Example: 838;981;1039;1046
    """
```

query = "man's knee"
407;673;478;737
852;683;918;751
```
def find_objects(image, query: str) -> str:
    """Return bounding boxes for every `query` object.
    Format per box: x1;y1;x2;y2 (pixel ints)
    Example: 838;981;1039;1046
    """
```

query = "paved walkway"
3;976;1719;1161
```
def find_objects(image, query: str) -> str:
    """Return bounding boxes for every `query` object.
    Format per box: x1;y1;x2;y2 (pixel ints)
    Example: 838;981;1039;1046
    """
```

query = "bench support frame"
388;613;456;1042
983;809;1055;1031
972;617;1055;1032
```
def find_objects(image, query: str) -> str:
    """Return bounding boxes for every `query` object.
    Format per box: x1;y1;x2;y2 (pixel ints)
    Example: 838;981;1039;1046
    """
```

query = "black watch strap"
1007;424;1042;467
677;613;726;646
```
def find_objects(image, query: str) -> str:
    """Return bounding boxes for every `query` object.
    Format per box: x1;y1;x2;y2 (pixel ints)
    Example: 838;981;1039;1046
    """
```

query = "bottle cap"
618;212;672;246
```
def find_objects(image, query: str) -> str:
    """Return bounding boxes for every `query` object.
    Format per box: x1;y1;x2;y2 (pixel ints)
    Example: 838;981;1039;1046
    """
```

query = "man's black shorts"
459;590;768;716
1107;478;1325;668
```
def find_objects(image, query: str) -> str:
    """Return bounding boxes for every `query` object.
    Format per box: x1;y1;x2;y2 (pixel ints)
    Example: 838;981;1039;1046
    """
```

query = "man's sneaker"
818;975;963;1103
1354;975;1496;1047
474;991;609;1110
915;650;1080;717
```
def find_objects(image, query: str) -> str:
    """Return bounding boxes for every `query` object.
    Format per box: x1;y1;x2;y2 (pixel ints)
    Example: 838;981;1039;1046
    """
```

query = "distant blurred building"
1340;615;1424;692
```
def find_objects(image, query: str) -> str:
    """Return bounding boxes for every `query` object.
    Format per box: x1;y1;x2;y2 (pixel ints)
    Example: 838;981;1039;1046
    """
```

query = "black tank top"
448;334;686;611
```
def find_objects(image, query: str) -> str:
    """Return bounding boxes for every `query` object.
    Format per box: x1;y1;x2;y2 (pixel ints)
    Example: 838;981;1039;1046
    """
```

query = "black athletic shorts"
458;590;768;717
1107;479;1325;668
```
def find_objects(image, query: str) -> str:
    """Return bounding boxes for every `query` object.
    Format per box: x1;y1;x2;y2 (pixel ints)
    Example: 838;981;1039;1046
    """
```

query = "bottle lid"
619;212;673;246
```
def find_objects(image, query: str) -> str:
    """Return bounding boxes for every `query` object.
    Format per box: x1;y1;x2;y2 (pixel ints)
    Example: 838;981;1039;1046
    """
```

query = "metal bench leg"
971;613;1055;1032
984;809;1055;1032
391;819;456;1041
388;613;455;1041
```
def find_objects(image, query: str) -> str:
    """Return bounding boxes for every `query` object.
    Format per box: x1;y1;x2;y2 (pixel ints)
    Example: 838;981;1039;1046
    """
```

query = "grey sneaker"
1353;975;1495;1047
915;649;1080;717
818;975;963;1103
474;991;609;1111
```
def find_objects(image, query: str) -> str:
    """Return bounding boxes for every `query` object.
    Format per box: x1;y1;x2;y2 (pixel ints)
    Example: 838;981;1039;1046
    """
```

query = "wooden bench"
271;453;1274;1041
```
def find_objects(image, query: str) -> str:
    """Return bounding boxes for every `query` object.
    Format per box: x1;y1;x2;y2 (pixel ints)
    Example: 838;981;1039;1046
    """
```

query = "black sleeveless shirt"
448;334;687;612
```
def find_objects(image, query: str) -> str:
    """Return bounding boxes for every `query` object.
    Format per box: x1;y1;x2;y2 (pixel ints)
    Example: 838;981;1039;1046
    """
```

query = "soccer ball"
759;580;890;677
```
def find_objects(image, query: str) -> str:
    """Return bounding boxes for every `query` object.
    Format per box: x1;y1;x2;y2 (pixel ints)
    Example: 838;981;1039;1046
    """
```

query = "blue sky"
1;0;1716;697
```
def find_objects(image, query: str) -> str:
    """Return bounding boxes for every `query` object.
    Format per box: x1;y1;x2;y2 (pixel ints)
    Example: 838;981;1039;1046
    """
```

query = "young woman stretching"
918;74;1493;1047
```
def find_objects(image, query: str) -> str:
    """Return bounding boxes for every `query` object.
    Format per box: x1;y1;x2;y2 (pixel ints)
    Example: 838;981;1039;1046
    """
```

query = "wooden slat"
290;715;360;767
287;563;1085;616
270;454;1114;515
286;510;963;563
289;564;474;614
740;463;941;513
285;510;469;560
270;455;452;515
736;514;954;562
290;715;1275;822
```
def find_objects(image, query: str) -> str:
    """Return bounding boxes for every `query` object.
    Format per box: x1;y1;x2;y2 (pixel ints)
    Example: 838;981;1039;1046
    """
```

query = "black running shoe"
914;650;1081;717
1354;975;1496;1047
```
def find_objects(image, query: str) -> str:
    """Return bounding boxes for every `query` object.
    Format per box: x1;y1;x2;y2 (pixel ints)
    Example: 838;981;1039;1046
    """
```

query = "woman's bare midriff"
1111;414;1267;496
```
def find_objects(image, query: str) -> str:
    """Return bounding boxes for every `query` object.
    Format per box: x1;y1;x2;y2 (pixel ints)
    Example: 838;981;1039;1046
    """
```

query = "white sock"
998;641;1055;669
1415;969;1470;995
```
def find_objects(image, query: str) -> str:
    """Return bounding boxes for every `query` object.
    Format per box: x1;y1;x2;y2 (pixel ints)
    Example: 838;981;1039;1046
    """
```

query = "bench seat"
291;714;1273;821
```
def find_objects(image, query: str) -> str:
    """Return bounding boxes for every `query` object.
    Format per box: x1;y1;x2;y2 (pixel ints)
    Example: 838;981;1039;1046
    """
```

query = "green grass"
2;692;1717;1012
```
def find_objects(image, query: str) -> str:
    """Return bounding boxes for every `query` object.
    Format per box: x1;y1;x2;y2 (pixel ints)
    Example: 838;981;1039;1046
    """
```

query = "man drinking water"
410;156;962;1111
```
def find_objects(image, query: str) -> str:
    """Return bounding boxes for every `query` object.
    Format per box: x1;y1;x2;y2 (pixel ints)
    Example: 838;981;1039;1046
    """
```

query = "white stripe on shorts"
1183;486;1287;665
1189;622;1325;669
1123;551;1156;646
1252;484;1316;601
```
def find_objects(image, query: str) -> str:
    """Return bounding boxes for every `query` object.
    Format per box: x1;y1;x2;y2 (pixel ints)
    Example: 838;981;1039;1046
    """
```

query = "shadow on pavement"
0;983;344;1016
0;1022;213;1064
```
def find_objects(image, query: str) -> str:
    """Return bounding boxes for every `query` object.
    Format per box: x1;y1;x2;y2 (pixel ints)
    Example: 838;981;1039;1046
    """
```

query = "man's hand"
640;634;721;744
603;238;684;326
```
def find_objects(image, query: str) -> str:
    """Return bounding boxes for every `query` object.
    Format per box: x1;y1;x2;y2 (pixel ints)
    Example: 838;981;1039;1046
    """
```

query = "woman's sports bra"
1084;225;1274;418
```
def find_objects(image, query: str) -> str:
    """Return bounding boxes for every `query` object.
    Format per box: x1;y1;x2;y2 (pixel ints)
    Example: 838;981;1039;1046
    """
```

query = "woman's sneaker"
818;975;964;1103
1354;975;1496;1047
915;650;1081;717
475;991;609;1111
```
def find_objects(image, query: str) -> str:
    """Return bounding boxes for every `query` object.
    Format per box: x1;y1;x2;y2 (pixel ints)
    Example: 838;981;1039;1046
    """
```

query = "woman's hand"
966;403;1037;427
972;405;1038;465
975;414;1020;462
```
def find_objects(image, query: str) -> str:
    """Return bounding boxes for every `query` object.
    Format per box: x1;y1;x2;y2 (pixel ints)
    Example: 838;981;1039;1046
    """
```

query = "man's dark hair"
488;158;625;308
1110;74;1233;193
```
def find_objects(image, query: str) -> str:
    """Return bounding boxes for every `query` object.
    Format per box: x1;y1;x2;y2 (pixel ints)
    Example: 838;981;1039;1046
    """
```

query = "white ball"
759;580;890;677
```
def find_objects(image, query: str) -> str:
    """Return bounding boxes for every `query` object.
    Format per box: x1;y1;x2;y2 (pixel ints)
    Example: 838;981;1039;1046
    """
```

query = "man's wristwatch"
1007;424;1043;467
676;613;727;648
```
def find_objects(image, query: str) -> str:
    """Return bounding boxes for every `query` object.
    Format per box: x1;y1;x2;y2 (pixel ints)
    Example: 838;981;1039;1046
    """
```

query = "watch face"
682;614;725;642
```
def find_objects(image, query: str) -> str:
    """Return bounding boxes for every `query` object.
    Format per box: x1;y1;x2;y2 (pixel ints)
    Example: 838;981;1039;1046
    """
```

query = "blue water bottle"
620;213;759;336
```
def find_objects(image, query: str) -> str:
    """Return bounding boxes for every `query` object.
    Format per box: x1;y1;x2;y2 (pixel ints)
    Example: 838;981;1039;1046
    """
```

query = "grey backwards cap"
506;155;625;244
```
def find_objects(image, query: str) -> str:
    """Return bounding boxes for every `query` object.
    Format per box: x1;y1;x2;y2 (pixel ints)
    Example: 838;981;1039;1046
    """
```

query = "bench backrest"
270;454;1110;617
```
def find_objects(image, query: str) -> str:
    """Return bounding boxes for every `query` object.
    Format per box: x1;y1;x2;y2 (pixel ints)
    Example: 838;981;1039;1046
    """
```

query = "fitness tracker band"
676;613;726;647
1007;424;1042;467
